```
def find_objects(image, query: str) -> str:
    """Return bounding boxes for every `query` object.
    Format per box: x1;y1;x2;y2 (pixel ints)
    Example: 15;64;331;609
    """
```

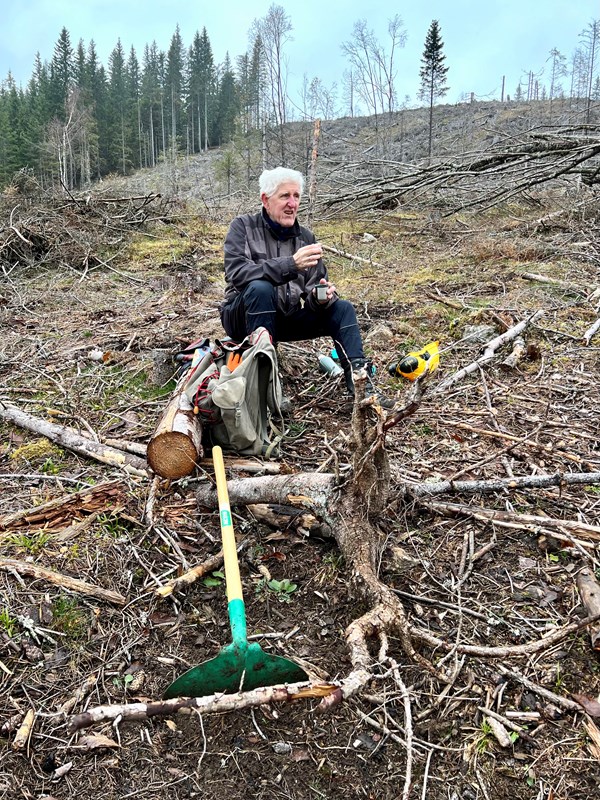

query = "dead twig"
410;613;600;659
0;558;127;605
67;680;337;733
435;310;544;392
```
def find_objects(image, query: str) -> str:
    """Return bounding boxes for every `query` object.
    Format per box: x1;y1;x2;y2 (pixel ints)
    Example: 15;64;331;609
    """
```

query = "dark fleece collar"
262;207;299;241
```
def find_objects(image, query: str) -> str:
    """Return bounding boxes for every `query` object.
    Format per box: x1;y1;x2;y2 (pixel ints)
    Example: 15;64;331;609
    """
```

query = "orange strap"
226;352;242;371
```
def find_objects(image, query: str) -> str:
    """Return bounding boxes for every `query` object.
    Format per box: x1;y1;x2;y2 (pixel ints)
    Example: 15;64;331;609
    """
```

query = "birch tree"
251;4;292;164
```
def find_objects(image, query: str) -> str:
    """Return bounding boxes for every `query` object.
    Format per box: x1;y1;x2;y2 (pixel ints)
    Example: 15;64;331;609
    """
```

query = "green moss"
10;439;64;466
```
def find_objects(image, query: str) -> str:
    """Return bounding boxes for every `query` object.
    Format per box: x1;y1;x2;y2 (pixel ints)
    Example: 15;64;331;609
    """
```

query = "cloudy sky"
1;0;598;109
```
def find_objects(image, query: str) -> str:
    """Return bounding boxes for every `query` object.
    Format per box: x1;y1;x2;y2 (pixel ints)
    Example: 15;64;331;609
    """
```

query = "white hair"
259;167;304;198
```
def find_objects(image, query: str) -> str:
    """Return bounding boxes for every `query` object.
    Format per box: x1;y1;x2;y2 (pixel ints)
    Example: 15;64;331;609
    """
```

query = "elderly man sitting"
219;166;393;408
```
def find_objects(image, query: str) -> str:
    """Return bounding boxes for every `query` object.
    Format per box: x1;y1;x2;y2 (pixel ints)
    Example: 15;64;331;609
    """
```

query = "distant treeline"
0;24;261;190
1;11;598;192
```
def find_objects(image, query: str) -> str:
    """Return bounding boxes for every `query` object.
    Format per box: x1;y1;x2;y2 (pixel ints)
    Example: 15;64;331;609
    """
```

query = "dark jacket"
223;209;333;316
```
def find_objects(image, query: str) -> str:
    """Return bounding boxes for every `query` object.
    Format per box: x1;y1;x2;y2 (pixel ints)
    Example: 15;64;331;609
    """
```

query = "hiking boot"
344;359;396;409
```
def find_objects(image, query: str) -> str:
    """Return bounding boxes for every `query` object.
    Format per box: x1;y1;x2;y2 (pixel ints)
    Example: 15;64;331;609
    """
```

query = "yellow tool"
388;340;440;381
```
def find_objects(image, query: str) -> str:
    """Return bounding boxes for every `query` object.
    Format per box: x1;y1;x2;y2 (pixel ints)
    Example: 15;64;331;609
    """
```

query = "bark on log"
196;473;336;509
11;709;35;751
146;371;203;479
576;568;600;650
0;402;146;476
0;480;125;531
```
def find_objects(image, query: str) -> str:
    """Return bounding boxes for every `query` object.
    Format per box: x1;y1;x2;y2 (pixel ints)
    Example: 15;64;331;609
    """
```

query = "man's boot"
344;358;395;409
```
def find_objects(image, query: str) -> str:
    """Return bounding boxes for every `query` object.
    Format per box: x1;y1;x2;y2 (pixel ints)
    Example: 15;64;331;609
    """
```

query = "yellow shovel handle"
212;446;243;604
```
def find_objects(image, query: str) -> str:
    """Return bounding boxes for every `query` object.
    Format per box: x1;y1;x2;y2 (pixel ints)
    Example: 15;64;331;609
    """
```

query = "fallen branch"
419;498;600;541
410;613;600;659
497;665;582;713
11;709;35;751
436;310;544;392
155;539;248;598
0;402;147;476
322;243;386;269
406;470;600;498
520;272;585;296
0;558;127;605
584;316;600;345
67;680;337;733
478;706;538;747
443;420;594;468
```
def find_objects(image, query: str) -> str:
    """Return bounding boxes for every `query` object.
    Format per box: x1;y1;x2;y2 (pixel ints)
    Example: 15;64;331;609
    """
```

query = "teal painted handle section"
228;598;248;650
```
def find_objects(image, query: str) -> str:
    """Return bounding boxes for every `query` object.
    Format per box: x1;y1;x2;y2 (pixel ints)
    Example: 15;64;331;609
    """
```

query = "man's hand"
314;279;337;304
294;243;323;271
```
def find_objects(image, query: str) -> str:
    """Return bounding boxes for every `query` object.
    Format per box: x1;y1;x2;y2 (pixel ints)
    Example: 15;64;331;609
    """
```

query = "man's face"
261;182;301;227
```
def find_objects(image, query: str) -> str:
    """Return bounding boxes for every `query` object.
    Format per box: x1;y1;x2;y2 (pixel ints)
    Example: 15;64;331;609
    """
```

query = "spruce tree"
214;53;239;145
141;43;163;167
49;27;74;119
166;25;185;160
418;20;449;160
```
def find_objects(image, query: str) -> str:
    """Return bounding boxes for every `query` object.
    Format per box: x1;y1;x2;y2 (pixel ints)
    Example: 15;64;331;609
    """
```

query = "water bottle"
318;355;344;377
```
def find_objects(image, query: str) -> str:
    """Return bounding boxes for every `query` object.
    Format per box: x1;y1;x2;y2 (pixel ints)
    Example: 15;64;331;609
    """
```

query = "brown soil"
1;186;600;800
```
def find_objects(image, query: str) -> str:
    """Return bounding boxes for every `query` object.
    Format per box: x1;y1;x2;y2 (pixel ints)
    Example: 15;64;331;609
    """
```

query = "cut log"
146;371;203;479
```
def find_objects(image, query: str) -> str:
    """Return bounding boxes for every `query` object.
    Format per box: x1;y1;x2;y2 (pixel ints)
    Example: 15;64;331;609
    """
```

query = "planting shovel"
163;445;308;699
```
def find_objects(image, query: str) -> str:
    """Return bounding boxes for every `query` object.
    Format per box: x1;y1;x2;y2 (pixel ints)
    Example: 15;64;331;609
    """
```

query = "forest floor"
1;180;600;800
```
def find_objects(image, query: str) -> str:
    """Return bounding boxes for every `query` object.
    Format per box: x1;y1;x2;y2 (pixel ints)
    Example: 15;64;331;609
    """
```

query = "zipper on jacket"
278;240;291;313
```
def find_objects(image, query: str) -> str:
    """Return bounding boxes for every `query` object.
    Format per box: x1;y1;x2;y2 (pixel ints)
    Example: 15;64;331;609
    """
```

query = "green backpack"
183;327;284;457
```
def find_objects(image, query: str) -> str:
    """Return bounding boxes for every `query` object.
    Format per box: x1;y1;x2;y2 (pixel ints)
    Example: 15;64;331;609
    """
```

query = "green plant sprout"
256;577;298;603
0;608;17;637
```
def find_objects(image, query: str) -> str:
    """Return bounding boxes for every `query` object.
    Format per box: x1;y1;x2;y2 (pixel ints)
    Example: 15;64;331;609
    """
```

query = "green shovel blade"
163;598;308;699
163;640;308;698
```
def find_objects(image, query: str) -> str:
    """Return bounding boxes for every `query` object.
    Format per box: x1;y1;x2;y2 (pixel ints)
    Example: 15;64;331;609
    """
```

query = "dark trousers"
220;280;365;364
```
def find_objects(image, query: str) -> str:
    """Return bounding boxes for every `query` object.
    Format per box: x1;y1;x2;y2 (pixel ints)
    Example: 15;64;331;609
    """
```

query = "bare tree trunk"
307;118;321;228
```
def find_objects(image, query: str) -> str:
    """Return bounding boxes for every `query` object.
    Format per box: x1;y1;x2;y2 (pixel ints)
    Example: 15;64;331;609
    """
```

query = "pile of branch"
0;192;168;273
320;125;600;214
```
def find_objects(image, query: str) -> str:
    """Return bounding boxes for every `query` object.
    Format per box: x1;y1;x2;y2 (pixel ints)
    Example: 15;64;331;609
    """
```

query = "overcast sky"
1;1;598;109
